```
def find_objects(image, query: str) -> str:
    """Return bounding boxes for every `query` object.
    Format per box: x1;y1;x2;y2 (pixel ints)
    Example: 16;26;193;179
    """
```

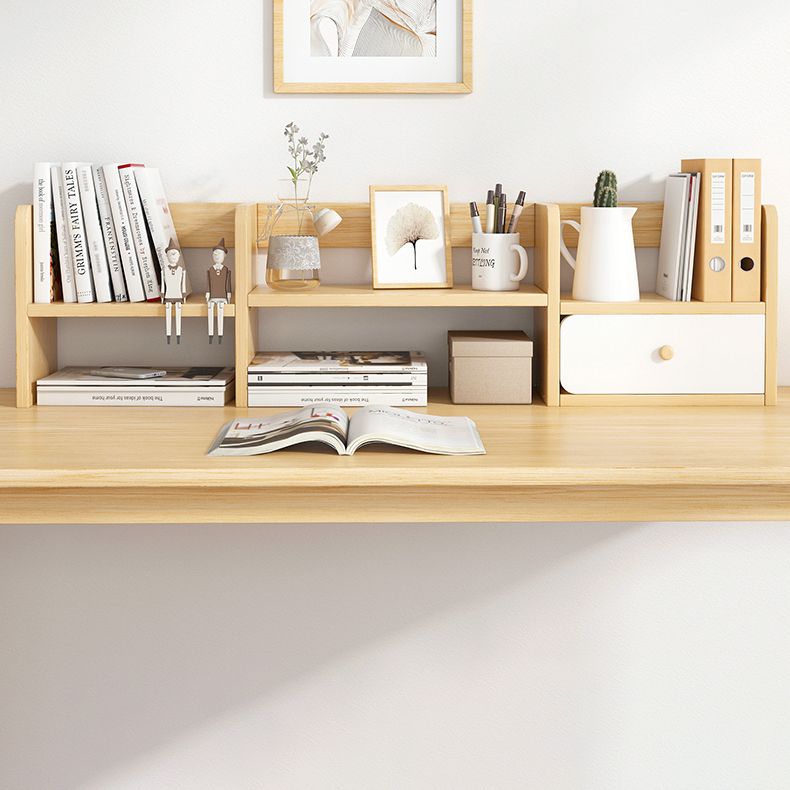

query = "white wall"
2;2;790;788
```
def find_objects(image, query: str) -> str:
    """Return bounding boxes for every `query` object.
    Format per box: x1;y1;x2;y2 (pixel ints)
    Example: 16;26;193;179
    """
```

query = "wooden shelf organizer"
15;200;778;408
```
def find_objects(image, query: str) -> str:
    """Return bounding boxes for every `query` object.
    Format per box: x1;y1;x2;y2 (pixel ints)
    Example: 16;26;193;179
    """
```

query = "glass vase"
264;180;321;291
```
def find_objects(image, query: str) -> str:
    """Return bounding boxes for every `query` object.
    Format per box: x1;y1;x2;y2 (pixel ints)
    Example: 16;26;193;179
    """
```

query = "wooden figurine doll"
206;238;232;344
161;239;187;344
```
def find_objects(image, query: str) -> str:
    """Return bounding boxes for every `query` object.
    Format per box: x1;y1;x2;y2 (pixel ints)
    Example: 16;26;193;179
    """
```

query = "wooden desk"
2;388;789;524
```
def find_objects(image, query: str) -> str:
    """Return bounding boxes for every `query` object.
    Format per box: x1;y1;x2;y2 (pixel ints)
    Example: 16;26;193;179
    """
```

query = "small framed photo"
370;185;453;290
274;0;473;94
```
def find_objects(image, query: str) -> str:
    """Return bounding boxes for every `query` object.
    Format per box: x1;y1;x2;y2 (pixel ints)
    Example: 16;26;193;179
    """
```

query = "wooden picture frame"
273;0;473;94
370;185;453;290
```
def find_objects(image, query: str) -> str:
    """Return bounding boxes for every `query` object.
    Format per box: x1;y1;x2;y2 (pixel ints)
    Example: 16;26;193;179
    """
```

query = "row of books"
656;158;762;303
247;352;428;407
33;162;181;304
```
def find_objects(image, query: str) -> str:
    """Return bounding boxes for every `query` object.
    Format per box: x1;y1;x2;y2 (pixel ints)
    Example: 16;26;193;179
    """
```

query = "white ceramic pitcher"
560;206;640;302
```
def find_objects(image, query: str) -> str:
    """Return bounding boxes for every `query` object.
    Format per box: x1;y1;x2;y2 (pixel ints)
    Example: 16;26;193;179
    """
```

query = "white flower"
386;203;439;269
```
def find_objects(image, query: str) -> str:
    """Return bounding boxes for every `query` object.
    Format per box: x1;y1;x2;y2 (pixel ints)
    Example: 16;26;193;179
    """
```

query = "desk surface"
3;388;790;523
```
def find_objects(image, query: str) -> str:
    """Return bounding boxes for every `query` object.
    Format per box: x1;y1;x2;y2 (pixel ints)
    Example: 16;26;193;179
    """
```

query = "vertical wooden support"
533;203;561;406
234;204;258;409
15;205;57;407
762;204;778;406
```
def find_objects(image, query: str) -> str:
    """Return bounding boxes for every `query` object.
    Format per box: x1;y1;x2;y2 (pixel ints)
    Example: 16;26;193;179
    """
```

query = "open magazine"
208;404;486;456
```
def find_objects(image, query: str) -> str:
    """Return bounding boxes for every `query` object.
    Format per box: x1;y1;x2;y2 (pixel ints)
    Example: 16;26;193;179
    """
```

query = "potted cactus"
557;168;640;301
593;169;618;207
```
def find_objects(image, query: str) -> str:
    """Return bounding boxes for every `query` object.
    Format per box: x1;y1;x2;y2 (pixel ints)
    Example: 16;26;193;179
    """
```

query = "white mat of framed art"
274;0;473;93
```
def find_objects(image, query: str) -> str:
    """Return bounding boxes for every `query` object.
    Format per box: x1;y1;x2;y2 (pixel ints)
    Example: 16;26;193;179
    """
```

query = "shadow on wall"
0;521;627;789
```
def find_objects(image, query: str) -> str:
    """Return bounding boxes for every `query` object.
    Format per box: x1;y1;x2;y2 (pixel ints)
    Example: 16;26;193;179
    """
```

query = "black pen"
507;191;527;233
496;193;507;233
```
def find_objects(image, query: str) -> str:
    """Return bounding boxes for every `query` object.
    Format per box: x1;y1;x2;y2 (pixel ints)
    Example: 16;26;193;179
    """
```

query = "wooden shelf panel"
560;292;765;315
249;284;548;308
27;302;236;318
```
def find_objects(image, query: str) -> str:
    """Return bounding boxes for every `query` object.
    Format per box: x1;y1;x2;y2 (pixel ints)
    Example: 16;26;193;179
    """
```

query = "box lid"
448;331;533;358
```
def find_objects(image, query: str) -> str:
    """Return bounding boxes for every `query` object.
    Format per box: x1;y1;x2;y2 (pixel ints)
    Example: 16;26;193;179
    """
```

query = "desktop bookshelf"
14;200;778;409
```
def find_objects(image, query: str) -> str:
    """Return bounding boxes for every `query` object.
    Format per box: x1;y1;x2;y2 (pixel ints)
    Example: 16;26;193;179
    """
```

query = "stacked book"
247;352;428;407
33;162;182;304
37;367;235;407
655;172;701;302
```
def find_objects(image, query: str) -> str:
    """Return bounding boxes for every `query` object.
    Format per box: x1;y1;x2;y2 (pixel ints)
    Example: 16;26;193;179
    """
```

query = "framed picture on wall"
273;0;473;94
370;185;453;289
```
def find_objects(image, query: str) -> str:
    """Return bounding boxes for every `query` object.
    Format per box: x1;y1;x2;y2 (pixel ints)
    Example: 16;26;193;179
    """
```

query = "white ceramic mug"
472;233;529;291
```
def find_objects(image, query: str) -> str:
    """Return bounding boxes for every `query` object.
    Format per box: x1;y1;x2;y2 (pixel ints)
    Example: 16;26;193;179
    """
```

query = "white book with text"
92;165;127;301
76;164;112;302
103;164;145;302
51;165;76;302
119;164;160;299
62;162;95;302
33;162;55;303
134;167;181;272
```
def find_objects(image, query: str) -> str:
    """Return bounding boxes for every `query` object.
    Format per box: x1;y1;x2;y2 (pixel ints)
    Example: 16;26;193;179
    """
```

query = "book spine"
247;373;428;384
103;164;145;302
119;165;160;300
33;163;54;303
247;390;428;407
62;163;95;302
134;168;180;271
92;165;128;302
36;389;231;407
51;166;77;302
76;165;112;303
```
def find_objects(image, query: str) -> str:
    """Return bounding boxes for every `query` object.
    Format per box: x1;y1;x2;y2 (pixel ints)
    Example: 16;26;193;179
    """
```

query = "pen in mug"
494;183;502;213
485;190;495;233
496;193;507;233
469;202;482;234
507;191;527;234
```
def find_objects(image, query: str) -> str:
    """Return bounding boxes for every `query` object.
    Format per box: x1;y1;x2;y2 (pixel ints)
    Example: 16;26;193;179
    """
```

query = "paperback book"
37;367;235;407
33;162;60;303
209;404;485;456
62;162;96;302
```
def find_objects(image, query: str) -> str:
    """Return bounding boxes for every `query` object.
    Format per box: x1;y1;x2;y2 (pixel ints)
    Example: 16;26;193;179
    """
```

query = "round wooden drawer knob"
659;345;674;361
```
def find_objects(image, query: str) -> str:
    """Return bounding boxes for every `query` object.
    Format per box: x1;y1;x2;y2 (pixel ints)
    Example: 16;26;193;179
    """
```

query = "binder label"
740;171;756;244
710;172;726;244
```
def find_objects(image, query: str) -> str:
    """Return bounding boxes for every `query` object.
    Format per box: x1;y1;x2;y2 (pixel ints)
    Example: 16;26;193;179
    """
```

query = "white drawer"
560;314;765;394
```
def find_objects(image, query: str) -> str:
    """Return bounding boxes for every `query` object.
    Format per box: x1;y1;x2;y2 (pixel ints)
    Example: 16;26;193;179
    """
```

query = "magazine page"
346;406;486;456
208;405;349;456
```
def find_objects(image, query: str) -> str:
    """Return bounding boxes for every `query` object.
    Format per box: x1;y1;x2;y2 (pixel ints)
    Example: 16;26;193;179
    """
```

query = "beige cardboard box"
448;331;533;404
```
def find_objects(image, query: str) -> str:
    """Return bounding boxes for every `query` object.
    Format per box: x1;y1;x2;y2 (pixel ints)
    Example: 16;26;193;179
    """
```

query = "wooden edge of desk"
3;484;790;524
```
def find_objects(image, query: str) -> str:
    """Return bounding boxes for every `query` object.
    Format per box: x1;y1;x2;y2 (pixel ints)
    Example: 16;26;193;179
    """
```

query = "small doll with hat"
206;238;232;344
161;239;188;344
